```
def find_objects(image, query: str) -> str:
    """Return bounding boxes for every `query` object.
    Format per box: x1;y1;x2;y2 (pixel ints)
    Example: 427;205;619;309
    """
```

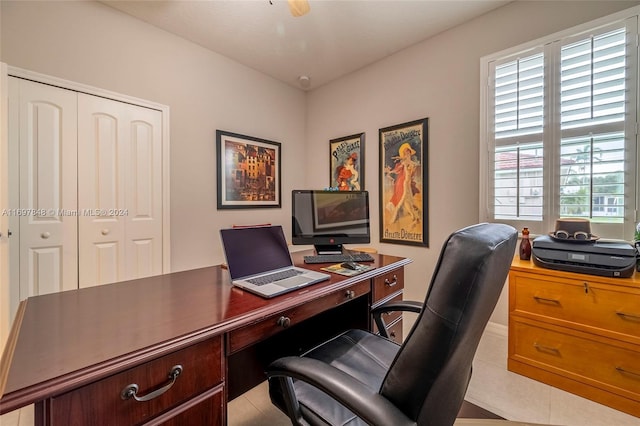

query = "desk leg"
34;400;50;426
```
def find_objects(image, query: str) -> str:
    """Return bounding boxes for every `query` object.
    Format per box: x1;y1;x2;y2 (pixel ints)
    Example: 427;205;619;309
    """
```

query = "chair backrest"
380;223;517;426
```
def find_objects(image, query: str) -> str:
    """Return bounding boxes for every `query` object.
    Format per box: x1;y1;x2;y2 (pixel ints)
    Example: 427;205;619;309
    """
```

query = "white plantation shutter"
560;28;626;130
558;27;628;223
494;53;545;139
482;12;638;239
491;51;545;222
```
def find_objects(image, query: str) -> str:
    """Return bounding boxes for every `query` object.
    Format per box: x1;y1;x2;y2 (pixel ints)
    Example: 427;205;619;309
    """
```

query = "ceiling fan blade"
288;0;310;17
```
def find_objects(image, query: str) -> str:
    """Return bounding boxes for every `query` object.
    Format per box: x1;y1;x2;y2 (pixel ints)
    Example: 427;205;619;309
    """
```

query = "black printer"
532;235;636;278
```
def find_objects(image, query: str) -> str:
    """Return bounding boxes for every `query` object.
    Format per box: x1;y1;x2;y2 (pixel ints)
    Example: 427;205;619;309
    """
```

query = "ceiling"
102;0;511;90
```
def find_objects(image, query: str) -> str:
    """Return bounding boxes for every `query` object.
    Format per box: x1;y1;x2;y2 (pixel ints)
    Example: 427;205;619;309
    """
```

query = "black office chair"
267;223;518;426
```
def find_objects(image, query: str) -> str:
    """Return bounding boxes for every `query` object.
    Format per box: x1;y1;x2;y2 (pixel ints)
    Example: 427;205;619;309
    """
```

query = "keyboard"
247;269;302;286
303;253;375;264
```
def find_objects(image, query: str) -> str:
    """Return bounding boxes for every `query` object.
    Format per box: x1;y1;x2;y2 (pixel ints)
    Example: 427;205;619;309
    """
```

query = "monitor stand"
314;244;343;255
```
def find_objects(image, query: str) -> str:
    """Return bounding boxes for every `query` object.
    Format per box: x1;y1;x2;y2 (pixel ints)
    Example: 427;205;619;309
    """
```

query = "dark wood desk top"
0;250;410;414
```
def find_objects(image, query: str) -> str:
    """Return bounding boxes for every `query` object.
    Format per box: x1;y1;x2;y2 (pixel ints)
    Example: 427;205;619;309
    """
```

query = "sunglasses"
554;230;591;240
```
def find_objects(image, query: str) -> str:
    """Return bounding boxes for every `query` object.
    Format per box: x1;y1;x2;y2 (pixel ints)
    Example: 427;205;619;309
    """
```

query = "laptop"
220;225;331;298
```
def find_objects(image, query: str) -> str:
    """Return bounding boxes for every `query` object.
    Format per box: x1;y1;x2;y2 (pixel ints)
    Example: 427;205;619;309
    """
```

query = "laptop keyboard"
247;269;303;286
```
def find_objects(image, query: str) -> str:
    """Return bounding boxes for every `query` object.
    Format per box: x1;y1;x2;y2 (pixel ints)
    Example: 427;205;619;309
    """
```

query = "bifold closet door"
10;78;79;299
78;94;162;288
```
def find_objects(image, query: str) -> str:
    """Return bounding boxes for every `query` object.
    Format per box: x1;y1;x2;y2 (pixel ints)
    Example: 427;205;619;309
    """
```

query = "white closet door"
78;94;162;288
11;78;78;298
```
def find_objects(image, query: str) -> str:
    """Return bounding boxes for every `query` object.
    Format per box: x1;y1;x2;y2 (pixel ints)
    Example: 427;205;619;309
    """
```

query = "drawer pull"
616;311;640;321
533;296;560;305
276;316;291;329
121;364;183;402
384;275;398;287
345;290;355;299
616;366;640;379
533;342;560;354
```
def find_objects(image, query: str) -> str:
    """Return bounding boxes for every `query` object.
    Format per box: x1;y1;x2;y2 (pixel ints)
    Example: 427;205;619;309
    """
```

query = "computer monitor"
292;190;370;254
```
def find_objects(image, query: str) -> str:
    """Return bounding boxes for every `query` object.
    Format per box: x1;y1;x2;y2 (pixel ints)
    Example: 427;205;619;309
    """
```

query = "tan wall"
304;0;640;324
0;0;308;274
1;0;637;338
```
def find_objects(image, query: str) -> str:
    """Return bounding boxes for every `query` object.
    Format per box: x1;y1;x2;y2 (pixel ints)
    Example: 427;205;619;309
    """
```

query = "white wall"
0;0;307;275
305;0;640;325
1;0;638;332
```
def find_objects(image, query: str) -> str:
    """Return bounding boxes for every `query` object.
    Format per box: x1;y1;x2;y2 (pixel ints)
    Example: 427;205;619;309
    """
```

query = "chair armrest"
372;300;422;338
268;357;416;426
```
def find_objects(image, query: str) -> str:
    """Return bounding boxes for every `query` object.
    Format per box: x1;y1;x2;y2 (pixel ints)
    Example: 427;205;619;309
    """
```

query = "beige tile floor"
0;391;547;426
228;381;550;426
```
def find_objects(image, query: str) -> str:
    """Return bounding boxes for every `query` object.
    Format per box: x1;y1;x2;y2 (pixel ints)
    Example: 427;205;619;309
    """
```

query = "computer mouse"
341;261;359;270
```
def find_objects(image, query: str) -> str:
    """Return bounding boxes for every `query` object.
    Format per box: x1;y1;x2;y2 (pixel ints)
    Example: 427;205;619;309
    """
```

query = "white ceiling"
102;0;511;90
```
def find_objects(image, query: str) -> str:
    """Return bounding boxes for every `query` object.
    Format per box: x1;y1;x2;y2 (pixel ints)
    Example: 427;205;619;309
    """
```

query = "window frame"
479;6;639;241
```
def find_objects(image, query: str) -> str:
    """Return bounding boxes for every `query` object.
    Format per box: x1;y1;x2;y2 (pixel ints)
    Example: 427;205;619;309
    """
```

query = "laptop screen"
220;226;294;279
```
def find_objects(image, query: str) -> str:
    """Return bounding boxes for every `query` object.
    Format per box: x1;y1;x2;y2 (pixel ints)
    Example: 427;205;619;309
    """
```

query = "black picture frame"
329;133;365;190
378;118;428;247
216;130;281;209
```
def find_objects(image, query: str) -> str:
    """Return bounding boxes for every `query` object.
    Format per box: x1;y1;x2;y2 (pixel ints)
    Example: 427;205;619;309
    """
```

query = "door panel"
28;247;63;295
78;94;162;288
78;107;125;287
12;78;78;299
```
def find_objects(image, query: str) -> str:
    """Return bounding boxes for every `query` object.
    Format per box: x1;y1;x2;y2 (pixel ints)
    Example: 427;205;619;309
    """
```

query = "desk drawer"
511;320;640;400
228;280;370;354
51;337;223;426
511;272;640;342
385;318;403;344
372;293;403;334
373;268;404;302
145;385;224;426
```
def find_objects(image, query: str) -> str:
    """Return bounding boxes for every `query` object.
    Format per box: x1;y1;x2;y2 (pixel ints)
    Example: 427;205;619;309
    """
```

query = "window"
480;9;639;240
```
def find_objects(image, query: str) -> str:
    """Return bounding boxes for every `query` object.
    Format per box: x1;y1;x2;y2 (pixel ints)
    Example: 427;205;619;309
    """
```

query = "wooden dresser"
508;257;640;417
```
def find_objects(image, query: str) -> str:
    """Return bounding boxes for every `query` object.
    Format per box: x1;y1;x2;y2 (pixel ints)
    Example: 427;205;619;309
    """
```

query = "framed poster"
379;118;428;247
216;130;281;209
329;133;364;191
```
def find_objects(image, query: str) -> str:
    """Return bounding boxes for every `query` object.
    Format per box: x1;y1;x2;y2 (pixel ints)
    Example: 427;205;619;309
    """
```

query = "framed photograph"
216;130;281;209
379;118;428;247
329;133;364;191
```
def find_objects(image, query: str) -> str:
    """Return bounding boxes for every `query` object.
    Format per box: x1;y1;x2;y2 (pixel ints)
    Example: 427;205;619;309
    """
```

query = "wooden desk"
0;251;410;425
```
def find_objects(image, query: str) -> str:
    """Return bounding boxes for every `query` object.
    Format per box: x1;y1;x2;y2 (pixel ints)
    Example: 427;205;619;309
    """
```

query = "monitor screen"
292;190;370;253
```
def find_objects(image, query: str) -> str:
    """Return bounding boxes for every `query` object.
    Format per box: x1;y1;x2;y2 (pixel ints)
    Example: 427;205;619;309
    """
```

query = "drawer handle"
121;364;183;402
277;316;291;329
384;275;398;287
533;296;560;305
345;290;355;299
533;342;560;354
616;311;640;321
616;366;640;379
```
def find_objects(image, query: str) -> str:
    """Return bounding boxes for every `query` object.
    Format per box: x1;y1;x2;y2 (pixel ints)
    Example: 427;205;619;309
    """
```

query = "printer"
532;235;637;278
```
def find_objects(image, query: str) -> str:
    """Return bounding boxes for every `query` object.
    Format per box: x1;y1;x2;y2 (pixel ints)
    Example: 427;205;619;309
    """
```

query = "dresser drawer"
511;319;640;400
511;272;640;342
50;337;223;426
373;268;404;303
228;280;370;354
